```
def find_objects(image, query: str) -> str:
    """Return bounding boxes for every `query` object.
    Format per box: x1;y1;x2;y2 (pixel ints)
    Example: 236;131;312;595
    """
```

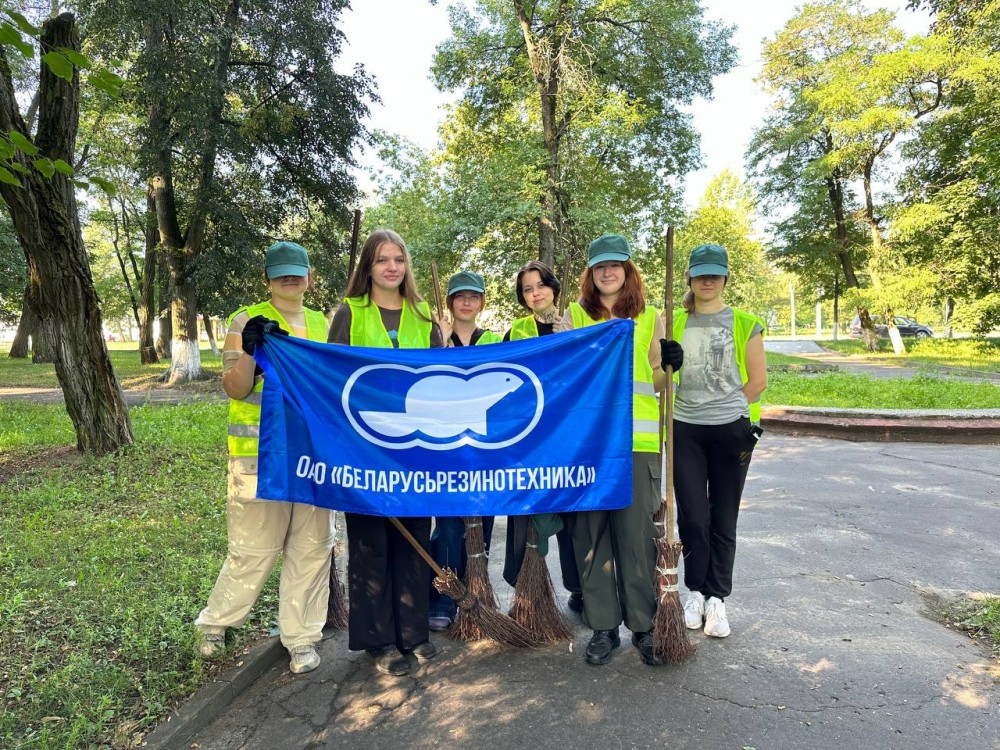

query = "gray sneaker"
289;644;321;674
196;628;226;658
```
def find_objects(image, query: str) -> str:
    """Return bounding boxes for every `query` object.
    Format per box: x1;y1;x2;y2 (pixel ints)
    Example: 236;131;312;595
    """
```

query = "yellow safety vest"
509;315;540;340
345;295;432;348
569;302;660;454
476;330;503;345
227;301;329;457
673;307;764;423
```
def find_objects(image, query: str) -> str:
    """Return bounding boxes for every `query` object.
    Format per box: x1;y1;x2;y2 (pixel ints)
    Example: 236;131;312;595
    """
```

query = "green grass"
821;337;1000;374
0;402;279;750
0;346;223;389
765;352;818;367
944;596;1000;660
764;371;1000;409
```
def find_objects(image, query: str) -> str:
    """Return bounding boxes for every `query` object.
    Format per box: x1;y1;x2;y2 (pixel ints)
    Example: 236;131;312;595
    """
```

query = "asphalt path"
183;435;1000;750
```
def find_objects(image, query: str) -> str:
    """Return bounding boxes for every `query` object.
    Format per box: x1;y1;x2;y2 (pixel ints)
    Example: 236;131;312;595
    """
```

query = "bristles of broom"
387;516;537;648
448;517;500;641
325;545;349;630
507;523;573;643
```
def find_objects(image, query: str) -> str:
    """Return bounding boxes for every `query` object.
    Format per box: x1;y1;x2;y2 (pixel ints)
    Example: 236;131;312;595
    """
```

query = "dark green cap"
587;234;631;267
688;243;729;277
447;271;486;295
265;241;310;279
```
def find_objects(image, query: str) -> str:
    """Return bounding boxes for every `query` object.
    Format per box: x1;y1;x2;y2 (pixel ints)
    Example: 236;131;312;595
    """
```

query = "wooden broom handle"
430;261;444;320
388;516;446;578
663;227;676;539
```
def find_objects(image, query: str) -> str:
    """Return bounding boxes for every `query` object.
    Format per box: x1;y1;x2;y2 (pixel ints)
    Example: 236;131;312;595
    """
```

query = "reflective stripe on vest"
345;295;432;349
673;307;764;423
227;300;329;457
569;302;660;453
509;315;538;340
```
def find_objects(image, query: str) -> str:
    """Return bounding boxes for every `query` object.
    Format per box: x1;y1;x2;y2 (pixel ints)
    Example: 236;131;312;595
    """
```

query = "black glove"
241;315;288;356
660;339;683;372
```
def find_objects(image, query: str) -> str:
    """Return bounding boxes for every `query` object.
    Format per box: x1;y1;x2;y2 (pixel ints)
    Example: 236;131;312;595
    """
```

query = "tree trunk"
0;13;132;455
824;169;859;288
138;189;158;363
155;247;172;358
9;284;36;358
203;314;220;355
31;325;54;363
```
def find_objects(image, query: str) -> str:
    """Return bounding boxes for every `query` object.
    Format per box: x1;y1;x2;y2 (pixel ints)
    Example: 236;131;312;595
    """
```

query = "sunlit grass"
764;371;1000;409
821;337;1000;374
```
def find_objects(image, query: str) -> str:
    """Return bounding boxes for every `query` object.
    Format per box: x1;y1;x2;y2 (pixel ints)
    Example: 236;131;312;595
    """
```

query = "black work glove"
241;315;288;356
660;339;683;372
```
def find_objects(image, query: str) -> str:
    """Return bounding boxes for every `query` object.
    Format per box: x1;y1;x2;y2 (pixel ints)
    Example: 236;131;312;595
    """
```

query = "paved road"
184;435;1000;750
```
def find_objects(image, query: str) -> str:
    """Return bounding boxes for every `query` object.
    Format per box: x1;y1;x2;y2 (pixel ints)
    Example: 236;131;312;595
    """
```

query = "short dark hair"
515;260;560;310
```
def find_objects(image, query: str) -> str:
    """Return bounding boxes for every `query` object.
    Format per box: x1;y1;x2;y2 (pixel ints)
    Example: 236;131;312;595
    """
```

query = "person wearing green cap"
559;233;684;667
670;243;767;640
195;241;333;676
426;270;503;630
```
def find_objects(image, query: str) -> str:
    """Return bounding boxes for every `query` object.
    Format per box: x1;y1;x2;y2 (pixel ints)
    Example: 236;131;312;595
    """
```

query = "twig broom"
447;517;503;641
652;226;696;664
507;523;573;643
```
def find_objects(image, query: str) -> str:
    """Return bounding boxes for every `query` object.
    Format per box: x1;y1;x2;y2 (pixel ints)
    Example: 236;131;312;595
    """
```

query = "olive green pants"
572;451;660;632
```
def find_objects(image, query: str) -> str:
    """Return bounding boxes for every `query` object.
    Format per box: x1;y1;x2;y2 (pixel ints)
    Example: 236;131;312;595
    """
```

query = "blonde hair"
344;228;430;321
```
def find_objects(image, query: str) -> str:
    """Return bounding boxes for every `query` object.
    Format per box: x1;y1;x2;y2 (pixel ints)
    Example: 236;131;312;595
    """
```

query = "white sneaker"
196;628;226;658
289;644;321;674
684;591;705;630
704;597;730;638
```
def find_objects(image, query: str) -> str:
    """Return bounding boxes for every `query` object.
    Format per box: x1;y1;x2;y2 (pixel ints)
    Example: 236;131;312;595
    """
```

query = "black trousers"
502;514;581;594
673;417;756;601
345;513;431;651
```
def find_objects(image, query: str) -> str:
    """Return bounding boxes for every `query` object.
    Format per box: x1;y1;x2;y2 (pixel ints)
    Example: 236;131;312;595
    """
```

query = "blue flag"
254;318;635;517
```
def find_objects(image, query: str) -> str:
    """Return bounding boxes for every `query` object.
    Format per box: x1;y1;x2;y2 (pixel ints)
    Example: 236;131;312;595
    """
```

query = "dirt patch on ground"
0;445;82;488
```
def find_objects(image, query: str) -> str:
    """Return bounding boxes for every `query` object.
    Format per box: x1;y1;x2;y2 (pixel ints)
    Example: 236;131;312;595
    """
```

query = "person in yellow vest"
327;228;447;676
558;234;684;666
427;270;502;630
195;241;334;675
500;260;583;613
669;243;767;639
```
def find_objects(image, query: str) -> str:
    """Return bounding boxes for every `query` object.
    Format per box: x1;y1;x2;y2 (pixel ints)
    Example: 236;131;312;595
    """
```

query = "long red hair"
578;260;647;320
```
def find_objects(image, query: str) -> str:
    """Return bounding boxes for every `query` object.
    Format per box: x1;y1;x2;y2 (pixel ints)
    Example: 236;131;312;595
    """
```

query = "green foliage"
945;595;1000;660
764;371;1000;409
0;402;279;750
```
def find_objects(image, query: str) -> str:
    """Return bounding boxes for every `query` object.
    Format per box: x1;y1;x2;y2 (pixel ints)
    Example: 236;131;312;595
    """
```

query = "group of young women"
194;228;767;676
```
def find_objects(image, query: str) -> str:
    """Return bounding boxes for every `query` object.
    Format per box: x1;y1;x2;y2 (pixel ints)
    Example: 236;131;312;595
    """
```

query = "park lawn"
0;401;278;750
821;337;1000;374
765;351;817;367
0;346;223;389
764;371;1000;409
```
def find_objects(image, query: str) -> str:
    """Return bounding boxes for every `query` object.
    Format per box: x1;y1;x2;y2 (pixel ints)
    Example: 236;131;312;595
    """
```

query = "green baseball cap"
447;271;486;295
587;234;631;267
265;241;310;279
688;243;729;277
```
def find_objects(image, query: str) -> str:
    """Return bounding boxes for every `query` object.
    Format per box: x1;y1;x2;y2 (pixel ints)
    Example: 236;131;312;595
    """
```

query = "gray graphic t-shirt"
674;307;762;425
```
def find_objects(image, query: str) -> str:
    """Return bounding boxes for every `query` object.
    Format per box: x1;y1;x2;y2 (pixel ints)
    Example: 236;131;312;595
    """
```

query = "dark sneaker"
567;592;584;614
631;631;666;667
406;640;438;663
428;615;452;632
366;645;410;676
584;628;621;666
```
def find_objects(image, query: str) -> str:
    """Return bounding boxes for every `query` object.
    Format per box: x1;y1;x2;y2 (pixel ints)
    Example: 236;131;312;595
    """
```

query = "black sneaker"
567;592;584;614
366;645;410;676
631;631;666;666
584;628;621;665
406;640;438;663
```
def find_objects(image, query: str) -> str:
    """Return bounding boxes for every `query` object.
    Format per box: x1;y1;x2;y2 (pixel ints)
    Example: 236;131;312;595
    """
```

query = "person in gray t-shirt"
669;244;767;641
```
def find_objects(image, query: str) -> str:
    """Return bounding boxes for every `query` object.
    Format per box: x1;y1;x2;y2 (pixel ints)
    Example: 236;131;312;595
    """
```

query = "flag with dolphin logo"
253;318;635;517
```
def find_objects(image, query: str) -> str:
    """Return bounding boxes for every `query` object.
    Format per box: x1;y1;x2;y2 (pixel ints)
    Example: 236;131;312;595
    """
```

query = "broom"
325;538;349;630
447;517;502;641
508;523;574;644
388;516;538;648
652;226;696;664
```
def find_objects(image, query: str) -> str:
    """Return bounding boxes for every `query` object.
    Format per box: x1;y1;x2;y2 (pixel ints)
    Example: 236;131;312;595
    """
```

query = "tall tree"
432;0;735;269
0;12;132;454
77;0;374;383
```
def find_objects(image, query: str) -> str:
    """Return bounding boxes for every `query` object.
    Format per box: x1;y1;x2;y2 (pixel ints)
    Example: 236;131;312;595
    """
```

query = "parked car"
849;315;933;339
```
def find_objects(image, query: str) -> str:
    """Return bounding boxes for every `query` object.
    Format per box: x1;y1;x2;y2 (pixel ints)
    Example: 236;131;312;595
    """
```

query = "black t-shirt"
450;328;486;347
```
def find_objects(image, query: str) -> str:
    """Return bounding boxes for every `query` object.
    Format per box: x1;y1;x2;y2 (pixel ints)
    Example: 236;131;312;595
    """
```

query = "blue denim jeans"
428;516;495;620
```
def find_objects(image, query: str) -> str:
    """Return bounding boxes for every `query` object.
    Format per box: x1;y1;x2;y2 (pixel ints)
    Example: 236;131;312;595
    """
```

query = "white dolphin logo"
359;372;523;438
343;363;544;450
